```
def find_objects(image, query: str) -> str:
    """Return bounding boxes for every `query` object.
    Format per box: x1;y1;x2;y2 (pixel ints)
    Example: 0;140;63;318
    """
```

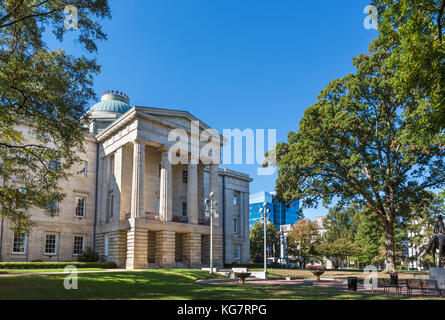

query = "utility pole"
205;191;219;275
259;202;270;279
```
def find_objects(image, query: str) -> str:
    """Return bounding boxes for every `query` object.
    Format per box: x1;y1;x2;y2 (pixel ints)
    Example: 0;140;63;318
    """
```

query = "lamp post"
259;202;270;278
205;191;219;275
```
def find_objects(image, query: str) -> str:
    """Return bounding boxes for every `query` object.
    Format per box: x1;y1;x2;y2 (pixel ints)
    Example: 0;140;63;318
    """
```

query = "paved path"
197;278;444;298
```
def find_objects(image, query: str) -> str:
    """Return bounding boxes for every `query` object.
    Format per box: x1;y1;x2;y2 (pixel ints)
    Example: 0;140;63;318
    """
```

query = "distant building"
314;216;327;237
249;191;301;230
0;91;252;268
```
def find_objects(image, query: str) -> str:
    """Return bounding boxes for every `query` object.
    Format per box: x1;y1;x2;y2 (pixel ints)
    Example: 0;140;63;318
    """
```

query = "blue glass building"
249;191;301;229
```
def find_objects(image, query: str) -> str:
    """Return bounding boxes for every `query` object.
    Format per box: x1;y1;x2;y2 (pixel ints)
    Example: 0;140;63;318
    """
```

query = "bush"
31;259;43;263
252;255;263;264
0;261;117;269
78;247;99;262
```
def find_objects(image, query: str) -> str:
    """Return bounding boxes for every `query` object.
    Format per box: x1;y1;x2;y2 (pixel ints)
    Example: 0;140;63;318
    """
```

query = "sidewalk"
198;277;444;298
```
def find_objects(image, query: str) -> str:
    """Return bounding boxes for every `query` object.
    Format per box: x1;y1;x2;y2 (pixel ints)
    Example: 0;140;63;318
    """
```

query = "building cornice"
95;106;226;145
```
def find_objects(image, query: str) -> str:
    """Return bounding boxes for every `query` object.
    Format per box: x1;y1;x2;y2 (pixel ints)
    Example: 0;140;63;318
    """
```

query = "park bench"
405;279;422;296
369;278;386;293
382;278;403;294
421;280;443;297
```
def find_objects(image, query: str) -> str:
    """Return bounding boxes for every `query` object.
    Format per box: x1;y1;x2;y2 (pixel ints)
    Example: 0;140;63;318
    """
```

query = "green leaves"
275;42;445;272
372;0;445;129
0;0;110;230
249;222;279;261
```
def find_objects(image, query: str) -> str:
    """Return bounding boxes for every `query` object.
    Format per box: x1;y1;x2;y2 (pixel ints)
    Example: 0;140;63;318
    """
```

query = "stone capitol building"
0;91;252;269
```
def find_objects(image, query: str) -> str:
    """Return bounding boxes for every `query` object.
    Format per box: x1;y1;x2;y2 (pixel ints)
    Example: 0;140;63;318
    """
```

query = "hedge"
0;261;117;269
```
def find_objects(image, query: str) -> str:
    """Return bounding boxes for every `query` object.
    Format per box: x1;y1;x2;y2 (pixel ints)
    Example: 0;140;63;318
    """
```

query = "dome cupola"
89;90;131;114
87;90;132;134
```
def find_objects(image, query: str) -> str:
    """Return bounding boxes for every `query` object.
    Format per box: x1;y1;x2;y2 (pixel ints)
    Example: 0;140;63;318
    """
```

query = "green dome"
88;91;131;115
89;99;131;114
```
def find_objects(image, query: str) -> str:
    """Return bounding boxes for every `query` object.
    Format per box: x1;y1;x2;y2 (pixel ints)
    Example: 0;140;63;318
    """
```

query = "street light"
205;191;219;275
259;202;270;279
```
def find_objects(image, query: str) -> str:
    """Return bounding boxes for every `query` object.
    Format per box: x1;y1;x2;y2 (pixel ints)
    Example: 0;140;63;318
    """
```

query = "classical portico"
95;106;223;269
0;91;251;266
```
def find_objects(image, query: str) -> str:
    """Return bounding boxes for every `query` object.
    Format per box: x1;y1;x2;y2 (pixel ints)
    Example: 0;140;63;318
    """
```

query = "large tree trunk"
383;218;397;273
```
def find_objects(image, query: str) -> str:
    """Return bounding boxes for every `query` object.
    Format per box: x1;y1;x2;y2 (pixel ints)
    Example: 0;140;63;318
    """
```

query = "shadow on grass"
0;270;435;300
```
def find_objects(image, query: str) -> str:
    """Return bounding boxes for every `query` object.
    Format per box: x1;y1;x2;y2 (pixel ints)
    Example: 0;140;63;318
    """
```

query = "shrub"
78;247;99;262
0;261;117;269
306;265;326;270
31;259;43;262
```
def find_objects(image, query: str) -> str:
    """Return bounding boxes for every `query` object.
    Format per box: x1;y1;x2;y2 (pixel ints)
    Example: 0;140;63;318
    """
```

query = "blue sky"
45;0;378;220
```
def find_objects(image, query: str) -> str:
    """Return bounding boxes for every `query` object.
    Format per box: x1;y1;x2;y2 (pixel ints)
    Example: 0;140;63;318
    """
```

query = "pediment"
96;106;225;144
136;107;210;132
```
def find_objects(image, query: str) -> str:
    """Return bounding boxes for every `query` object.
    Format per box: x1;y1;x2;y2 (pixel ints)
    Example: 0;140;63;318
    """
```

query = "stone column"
198;165;204;221
130;141;145;219
213;230;224;268
155;231;176;268
187;162;198;224
209;164;220;226
101;156;110;224
243;192;250;263
183;233;202;268
126;227;148;269
96;158;104;225
113;148;123;221
160;151;172;222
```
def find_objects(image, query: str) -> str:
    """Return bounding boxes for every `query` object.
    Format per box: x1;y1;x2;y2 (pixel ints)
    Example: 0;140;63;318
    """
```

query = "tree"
287;219;320;267
371;0;445;130
316;238;361;269
249;221;278;262
354;208;385;267
0;1;111;231
402;191;441;267
322;202;360;242
273;48;445;273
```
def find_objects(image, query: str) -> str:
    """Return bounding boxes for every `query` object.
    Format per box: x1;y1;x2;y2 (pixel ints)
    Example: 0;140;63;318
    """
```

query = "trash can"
390;274;398;286
347;277;358;291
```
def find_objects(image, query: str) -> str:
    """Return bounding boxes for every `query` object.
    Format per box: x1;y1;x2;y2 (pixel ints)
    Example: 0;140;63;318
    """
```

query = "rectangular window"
46;197;59;216
233;218;239;235
159;164;162;178
109;194;114;218
12;233;27;254
16;188;28;211
79;162;88;177
75;197;86;217
234;244;241;261
73;236;85;255
182;170;188;183
182;201;187;217
233;193;238;206
45;234;58;255
104;234;109;256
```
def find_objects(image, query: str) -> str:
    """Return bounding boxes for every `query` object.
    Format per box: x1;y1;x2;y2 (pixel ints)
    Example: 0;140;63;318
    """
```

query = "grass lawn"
0;269;440;300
